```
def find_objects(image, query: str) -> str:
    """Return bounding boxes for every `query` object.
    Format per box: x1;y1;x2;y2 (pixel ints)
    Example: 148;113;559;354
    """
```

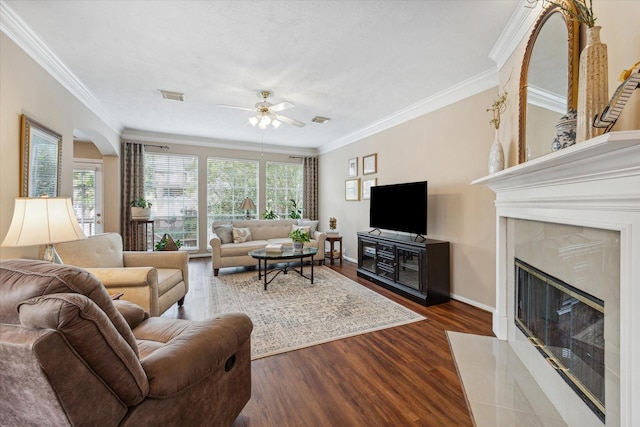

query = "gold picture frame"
345;178;360;201
362;178;377;200
20;115;62;197
363;153;377;175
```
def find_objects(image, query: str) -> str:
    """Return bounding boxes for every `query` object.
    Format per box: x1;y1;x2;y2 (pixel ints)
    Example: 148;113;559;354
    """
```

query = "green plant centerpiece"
289;227;310;251
130;197;152;220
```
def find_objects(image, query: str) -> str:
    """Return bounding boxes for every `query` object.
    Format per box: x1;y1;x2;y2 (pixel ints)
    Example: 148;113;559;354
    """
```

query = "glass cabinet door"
397;247;421;290
359;239;376;273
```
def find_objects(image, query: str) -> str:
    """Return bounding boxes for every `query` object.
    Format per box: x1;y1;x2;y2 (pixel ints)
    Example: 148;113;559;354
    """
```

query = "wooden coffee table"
249;247;318;290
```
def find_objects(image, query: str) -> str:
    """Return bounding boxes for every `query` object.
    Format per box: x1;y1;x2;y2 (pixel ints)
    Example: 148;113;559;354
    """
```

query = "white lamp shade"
1;197;87;247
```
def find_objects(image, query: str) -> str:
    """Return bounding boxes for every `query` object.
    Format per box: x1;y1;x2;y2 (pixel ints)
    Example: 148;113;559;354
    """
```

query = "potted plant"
262;209;278;220
155;234;182;251
289;227;310;251
130;197;152;220
289;199;302;219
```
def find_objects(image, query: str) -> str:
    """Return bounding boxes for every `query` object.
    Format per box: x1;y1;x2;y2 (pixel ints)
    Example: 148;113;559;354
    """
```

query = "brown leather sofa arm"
85;267;158;288
135;313;253;398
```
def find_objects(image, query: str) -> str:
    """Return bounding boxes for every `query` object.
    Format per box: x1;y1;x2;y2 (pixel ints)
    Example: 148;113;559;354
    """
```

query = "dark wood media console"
357;231;450;306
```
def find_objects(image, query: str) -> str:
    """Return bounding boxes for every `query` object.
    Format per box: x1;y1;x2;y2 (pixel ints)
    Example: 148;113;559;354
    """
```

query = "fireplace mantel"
472;130;640;426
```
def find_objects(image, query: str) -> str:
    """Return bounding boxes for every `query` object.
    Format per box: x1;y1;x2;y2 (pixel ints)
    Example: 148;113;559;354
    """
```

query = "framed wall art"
20;115;62;197
348;157;358;177
363;153;377;175
345;178;360;201
362;178;377;200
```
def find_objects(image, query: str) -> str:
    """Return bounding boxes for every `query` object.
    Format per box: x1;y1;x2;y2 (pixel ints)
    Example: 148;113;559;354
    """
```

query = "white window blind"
266;161;303;218
207;158;258;223
144;152;198;249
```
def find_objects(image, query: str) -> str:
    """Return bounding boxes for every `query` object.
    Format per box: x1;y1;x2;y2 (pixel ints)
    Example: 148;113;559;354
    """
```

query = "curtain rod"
144;144;169;150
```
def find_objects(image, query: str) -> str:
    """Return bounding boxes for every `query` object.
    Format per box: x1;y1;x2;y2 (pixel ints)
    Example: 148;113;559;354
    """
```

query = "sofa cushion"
221;240;269;257
55;233;125;268
213;224;233;244
18;293;149;406
157;269;183;296
232;227;252;243
298;219;319;234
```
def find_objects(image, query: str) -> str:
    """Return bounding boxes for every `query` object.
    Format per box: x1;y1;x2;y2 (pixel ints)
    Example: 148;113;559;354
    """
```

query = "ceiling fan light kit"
218;90;305;130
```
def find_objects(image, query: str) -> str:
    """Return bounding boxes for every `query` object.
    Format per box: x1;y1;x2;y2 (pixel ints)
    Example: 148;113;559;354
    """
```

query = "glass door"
73;161;103;236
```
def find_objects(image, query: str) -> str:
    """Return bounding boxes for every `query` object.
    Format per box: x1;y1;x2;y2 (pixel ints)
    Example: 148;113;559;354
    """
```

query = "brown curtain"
121;141;145;250
302;156;319;220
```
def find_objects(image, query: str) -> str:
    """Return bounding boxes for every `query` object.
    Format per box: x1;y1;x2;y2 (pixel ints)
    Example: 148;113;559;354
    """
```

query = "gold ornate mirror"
519;3;579;163
20;115;62;197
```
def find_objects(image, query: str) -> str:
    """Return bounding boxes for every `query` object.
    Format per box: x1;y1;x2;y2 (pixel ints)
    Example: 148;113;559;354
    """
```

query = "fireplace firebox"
515;258;605;422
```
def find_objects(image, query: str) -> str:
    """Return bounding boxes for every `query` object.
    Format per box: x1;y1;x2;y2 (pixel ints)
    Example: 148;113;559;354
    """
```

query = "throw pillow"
298;219;319;234
232;227;252;244
213;224;233;244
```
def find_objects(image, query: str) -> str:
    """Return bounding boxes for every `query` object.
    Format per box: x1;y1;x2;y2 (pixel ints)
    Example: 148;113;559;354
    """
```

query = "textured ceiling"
3;0;520;152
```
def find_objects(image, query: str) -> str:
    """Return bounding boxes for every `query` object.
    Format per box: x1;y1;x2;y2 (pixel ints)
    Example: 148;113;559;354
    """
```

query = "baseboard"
450;293;495;314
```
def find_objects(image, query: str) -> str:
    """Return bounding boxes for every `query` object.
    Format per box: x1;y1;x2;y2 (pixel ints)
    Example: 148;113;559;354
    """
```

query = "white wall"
319;90;499;309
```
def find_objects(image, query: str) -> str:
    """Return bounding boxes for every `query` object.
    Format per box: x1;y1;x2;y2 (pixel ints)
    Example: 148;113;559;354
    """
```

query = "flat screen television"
369;180;427;235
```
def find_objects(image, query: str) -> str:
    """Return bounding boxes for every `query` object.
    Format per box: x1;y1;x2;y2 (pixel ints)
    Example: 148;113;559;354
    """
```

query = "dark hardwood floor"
162;258;494;426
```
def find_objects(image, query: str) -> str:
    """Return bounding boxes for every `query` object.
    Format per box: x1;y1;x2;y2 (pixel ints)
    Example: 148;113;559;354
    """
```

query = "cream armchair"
54;232;188;316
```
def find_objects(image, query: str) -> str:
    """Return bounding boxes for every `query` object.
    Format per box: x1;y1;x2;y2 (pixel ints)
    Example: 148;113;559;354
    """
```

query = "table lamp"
1;197;87;263
240;197;256;220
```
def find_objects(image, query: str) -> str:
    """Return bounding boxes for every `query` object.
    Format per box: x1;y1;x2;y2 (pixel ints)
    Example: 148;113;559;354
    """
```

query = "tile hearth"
448;332;566;427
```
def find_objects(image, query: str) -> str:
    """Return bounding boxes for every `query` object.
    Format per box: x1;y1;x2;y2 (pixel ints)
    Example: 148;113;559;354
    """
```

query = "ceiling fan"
217;90;305;129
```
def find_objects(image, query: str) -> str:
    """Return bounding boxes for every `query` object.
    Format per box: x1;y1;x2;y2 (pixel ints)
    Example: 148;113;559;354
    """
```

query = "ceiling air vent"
159;90;185;101
311;116;330;124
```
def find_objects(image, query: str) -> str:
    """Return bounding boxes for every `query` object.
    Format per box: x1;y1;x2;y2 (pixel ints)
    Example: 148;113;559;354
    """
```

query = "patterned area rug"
211;266;426;359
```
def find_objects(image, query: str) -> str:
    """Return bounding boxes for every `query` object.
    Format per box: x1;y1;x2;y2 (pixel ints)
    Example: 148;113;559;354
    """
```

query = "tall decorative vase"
488;129;504;174
576;26;608;143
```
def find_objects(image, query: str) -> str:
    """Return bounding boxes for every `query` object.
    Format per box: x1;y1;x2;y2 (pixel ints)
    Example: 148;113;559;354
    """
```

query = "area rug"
211;266;425;359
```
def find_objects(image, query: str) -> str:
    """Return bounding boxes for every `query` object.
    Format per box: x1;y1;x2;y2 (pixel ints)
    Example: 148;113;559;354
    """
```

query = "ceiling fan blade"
216;104;254;112
275;114;305;128
270;101;295;112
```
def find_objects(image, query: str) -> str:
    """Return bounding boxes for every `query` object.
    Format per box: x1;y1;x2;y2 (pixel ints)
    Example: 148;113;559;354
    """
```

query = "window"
207;158;258;224
266;162;303;218
144;152;198;249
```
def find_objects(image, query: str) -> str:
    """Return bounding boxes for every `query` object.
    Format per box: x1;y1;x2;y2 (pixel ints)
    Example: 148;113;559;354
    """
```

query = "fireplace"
472;131;640;426
515;258;605;422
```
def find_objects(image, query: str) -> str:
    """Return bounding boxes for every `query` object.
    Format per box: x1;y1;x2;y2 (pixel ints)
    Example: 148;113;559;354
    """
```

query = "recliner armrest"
134;313;253;398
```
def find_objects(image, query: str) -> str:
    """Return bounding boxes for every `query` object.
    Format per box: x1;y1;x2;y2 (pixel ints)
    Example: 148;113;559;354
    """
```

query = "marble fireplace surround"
472;131;640;426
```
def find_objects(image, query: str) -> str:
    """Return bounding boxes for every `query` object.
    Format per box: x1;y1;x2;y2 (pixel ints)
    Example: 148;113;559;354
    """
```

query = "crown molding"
527;85;567;114
320;68;498;154
489;0;541;71
0;1;121;136
121;128;318;157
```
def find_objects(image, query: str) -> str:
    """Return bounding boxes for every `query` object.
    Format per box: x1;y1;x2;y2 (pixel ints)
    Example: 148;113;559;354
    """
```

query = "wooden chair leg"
178;296;185;307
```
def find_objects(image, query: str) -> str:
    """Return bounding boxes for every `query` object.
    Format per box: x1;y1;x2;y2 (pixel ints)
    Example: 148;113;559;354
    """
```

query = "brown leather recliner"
0;259;252;427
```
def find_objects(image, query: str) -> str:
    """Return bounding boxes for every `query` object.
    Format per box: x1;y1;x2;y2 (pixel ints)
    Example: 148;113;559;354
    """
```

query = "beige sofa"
209;219;326;276
54;232;188;316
